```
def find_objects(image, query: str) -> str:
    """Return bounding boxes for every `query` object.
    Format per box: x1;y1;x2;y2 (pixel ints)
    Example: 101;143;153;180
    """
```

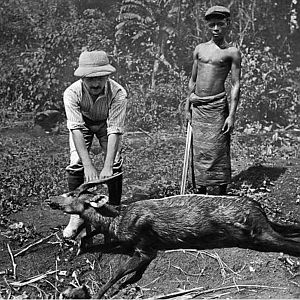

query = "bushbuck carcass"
48;176;300;299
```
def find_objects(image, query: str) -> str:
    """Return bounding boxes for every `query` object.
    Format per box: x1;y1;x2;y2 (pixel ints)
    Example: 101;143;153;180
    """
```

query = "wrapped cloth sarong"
190;92;231;186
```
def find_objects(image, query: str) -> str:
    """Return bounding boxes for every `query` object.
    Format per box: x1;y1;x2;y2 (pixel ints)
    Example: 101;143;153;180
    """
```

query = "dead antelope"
48;177;300;299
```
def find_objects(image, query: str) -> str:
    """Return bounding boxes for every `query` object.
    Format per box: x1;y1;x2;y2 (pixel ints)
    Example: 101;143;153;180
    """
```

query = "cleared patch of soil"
1;126;300;299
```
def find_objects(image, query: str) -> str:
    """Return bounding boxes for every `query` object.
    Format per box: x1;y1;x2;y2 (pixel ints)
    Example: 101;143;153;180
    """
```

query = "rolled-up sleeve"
63;86;85;130
107;87;128;135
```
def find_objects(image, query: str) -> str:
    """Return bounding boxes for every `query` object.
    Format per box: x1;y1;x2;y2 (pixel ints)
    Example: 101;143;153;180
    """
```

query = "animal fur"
48;191;300;298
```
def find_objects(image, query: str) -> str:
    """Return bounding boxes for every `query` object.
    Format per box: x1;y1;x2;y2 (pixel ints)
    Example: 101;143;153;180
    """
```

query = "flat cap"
205;5;230;20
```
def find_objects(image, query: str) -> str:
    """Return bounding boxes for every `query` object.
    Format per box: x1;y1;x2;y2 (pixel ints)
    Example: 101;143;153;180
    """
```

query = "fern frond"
119;12;144;23
161;25;175;35
132;30;146;41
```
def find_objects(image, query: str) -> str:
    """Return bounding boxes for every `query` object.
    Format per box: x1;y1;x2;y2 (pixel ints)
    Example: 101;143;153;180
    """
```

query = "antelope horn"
78;172;123;194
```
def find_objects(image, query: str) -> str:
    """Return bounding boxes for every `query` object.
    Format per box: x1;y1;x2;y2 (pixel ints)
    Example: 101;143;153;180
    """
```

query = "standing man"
185;6;241;195
63;50;127;238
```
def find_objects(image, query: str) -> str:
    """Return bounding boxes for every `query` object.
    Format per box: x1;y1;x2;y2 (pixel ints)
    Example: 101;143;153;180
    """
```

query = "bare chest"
197;47;231;66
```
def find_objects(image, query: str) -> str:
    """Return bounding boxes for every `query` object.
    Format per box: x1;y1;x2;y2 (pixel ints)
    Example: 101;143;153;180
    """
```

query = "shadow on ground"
231;164;287;189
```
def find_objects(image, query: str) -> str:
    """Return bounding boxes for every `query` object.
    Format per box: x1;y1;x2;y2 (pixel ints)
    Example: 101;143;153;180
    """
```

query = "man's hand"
99;166;113;179
184;96;192;127
185;109;192;127
222;116;235;134
84;164;99;182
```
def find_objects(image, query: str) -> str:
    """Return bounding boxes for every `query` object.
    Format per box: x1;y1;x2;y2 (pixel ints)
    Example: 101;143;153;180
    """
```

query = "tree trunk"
151;58;160;90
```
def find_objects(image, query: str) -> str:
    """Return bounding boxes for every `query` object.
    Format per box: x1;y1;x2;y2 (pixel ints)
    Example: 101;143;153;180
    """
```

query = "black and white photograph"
0;0;299;298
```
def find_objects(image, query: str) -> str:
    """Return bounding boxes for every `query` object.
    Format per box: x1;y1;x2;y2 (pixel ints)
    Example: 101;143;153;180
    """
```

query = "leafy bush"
126;73;188;131
237;46;300;128
0;1;299;132
0;5;115;114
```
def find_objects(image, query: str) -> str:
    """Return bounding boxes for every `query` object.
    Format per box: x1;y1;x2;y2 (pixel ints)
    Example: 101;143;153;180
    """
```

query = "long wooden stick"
180;122;192;195
7;244;17;280
190;125;196;190
9;270;58;287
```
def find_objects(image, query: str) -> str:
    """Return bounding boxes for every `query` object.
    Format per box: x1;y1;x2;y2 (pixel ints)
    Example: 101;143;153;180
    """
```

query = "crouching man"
62;50;128;238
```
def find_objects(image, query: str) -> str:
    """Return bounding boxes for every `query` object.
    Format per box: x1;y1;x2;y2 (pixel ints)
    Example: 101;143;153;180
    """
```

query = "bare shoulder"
194;42;211;57
194;42;209;52
227;45;241;59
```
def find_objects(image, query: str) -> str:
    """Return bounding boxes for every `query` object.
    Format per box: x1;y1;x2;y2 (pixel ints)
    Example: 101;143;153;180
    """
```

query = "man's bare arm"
188;48;199;94
229;48;241;118
71;129;98;181
186;47;199;124
222;48;241;133
100;133;121;178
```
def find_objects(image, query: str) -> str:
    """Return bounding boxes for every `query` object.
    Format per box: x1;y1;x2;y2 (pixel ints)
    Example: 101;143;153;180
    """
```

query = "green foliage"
237;45;300;128
0;0;299;131
0;0;115;113
116;0;178;44
116;0;193;88
5;37;73;112
126;73;188;131
0;132;68;216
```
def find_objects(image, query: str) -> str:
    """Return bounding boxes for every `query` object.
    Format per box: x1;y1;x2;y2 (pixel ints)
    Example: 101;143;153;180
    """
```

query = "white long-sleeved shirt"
63;78;127;135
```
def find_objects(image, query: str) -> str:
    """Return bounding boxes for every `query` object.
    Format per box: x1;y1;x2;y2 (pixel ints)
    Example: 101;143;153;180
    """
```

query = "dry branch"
154;284;286;299
171;264;204;277
0;269;13;276
14;231;57;257
7;244;17;279
9;270;58;287
165;249;240;279
138;127;154;140
193;284;286;298
142;276;161;288
154;286;204;299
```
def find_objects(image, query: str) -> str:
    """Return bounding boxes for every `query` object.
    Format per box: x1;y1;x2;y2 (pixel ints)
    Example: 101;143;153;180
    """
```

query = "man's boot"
107;159;123;206
63;169;85;239
219;184;227;195
67;172;84;191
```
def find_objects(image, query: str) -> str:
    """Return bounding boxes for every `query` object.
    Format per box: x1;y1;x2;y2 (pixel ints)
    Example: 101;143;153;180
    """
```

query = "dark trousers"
66;122;123;205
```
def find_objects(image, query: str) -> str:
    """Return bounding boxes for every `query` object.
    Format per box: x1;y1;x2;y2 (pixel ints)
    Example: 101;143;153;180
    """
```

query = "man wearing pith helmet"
185;5;241;195
63;50;128;238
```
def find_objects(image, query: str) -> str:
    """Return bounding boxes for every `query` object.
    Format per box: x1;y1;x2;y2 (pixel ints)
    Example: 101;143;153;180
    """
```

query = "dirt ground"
0;126;300;299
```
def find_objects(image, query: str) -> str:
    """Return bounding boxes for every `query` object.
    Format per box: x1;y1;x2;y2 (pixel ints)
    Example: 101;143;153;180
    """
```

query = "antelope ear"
88;195;109;208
